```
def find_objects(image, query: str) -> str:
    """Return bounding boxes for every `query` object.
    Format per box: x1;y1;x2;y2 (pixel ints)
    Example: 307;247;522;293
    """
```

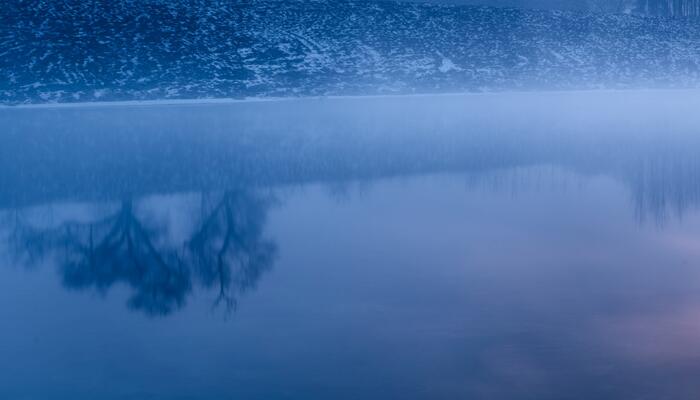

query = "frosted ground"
3;0;700;104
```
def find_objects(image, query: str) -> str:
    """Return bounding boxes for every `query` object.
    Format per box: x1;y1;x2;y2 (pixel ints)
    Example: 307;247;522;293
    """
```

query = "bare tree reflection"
9;200;190;315
188;190;277;312
59;200;191;316
626;155;700;225
7;189;276;317
6;210;54;267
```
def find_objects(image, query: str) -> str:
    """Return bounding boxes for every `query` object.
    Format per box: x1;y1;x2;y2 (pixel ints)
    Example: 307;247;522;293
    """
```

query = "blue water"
2;92;700;399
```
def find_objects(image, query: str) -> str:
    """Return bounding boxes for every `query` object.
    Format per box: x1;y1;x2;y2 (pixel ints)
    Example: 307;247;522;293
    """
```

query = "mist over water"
2;91;700;399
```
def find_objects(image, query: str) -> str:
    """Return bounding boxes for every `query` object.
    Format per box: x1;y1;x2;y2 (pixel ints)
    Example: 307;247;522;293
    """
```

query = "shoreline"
3;88;700;110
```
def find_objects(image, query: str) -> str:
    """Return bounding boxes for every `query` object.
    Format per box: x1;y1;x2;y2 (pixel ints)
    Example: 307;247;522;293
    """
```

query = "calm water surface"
2;92;700;399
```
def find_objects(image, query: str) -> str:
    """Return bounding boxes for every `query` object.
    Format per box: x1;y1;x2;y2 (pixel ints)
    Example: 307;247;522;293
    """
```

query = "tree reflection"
188;191;276;312
8;189;276;317
632;160;700;225
58;200;191;316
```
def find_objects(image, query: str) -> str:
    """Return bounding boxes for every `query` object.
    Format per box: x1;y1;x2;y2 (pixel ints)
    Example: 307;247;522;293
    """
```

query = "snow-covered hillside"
2;0;700;104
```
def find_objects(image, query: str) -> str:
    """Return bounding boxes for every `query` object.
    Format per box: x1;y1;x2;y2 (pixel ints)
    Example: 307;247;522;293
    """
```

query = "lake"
2;91;700;399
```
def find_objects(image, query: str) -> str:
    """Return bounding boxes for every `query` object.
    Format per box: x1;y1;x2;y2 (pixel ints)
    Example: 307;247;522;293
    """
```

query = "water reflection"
188;191;276;312
2;94;700;317
3;94;700;398
7;190;276;316
626;156;700;225
2;93;700;224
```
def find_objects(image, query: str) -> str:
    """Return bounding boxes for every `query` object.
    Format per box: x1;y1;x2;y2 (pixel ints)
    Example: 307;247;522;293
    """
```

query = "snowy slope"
2;0;700;104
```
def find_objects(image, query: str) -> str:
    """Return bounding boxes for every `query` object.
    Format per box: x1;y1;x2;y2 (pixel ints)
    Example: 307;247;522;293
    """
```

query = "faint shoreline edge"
3;88;700;110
